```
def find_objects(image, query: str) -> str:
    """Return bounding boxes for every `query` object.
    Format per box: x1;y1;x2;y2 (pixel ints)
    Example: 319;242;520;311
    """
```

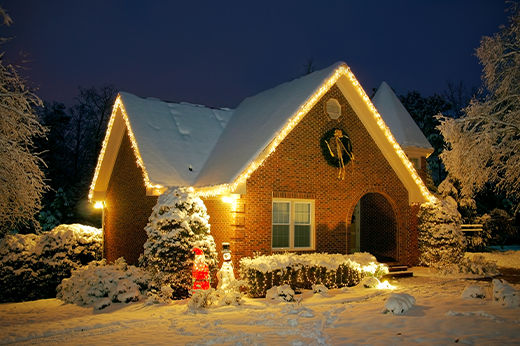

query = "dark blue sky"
1;0;509;108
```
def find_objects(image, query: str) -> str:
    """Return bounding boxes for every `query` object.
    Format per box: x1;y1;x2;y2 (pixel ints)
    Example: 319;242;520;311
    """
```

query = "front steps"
383;262;413;278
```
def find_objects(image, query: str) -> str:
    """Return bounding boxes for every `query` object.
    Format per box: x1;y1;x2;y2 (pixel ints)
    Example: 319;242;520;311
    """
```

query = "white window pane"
273;202;290;224
272;225;290;248
294;203;310;224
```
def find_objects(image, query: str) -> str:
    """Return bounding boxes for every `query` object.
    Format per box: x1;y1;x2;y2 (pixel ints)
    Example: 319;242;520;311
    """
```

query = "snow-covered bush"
481;209;519;246
440;254;499;277
57;258;150;310
418;197;466;266
266;284;295;302
139;187;218;300
240;252;388;298
383;293;416;315
492;279;519;308
187;287;244;310
312;284;328;294
360;276;380;288
461;285;487;299
0;224;102;302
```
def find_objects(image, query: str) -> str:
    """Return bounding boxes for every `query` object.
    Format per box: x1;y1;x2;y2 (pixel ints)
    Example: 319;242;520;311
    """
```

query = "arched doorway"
348;193;398;262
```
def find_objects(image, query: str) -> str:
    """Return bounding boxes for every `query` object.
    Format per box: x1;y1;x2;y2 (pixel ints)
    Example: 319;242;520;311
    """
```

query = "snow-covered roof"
195;63;343;186
371;81;433;151
90;62;435;204
119;92;233;186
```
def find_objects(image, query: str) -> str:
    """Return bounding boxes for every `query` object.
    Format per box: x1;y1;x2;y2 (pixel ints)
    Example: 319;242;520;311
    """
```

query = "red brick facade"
223;85;417;265
102;83;422;266
104;131;157;265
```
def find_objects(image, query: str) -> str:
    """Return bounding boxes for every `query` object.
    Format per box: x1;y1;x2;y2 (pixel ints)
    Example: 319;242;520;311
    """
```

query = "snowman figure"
217;242;235;292
192;247;210;290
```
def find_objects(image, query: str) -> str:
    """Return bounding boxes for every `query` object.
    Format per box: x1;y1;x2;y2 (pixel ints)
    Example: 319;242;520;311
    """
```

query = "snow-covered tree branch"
0;8;47;235
438;5;520;207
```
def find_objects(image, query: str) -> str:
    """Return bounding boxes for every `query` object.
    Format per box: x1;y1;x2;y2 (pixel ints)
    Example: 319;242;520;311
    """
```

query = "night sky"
0;0;509;108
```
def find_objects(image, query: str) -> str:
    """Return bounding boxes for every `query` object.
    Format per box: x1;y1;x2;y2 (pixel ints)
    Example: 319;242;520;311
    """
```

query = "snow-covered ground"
1;269;519;345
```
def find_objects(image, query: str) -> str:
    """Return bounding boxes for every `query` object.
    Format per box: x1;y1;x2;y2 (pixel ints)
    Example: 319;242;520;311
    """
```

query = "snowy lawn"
1;270;519;345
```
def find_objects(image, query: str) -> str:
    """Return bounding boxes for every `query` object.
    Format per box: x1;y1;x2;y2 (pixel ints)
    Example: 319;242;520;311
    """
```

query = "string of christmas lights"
89;64;436;205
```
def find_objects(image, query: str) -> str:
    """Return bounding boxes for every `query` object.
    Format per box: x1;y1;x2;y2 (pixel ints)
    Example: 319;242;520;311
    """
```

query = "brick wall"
239;84;416;265
104;131;157;265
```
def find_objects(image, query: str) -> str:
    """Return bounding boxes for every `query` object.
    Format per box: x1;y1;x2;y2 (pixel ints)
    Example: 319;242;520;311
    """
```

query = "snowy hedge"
239;252;388;298
57;258;150;310
0;224;102;302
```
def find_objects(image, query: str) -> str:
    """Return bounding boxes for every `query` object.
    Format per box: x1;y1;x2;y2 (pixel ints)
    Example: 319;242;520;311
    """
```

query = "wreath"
319;128;354;168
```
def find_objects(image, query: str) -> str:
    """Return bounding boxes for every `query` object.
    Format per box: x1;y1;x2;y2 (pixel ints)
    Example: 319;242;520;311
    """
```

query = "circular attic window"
326;98;341;120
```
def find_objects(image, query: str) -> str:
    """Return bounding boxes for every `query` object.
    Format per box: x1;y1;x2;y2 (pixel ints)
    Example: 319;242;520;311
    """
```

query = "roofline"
90;65;436;205
194;64;436;204
88;94;164;202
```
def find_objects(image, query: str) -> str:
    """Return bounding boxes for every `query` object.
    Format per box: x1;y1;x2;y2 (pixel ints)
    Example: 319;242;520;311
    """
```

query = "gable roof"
89;62;436;204
372;81;433;152
88;93;232;201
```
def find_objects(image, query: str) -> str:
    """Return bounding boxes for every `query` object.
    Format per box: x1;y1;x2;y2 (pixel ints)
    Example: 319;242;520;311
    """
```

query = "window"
326;98;341;120
272;199;314;249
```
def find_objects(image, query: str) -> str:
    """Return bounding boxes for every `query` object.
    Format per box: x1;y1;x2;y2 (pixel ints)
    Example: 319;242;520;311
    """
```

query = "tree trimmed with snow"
418;197;466;267
438;5;520;210
139;187;218;300
0;8;47;234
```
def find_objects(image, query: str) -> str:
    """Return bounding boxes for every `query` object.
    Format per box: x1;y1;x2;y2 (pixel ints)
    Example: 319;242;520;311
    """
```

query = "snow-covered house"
89;62;435;266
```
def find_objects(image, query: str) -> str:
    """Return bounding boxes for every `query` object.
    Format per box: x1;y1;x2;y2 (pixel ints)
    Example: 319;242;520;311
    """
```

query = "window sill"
272;247;315;252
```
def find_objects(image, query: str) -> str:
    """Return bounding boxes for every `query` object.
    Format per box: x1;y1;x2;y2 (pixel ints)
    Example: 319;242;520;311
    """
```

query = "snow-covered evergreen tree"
0;8;47;234
139;187;218;300
418;197;466;266
438;5;520;209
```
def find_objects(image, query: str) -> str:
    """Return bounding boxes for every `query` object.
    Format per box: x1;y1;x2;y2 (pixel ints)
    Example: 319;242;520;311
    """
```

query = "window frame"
272;198;315;250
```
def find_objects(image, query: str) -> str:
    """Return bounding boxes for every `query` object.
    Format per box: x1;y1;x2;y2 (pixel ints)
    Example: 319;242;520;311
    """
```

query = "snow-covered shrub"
312;284;328;294
360;276;380;288
418;197;466;266
139;187;218;300
266;284;295;302
0;224;102;302
240;252;388;298
57;258;150;310
461;285;487;299
481;209;519;246
187;287;244;310
440;254;499;277
383;293;416;315
492;279;519;308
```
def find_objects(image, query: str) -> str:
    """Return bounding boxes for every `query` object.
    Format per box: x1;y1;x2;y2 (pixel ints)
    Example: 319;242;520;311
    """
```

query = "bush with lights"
0;224;102;302
418;197;466;267
139;187;218;300
239;252;387;298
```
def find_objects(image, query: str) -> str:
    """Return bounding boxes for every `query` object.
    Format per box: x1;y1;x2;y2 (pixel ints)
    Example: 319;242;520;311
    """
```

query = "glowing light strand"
90;65;436;204
195;65;436;203
88;95;163;202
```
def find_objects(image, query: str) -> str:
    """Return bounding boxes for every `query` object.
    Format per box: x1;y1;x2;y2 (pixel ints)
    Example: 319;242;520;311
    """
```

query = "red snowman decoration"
192;247;210;290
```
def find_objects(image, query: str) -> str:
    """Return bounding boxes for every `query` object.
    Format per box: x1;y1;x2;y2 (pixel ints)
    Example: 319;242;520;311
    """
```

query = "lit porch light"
93;200;105;209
